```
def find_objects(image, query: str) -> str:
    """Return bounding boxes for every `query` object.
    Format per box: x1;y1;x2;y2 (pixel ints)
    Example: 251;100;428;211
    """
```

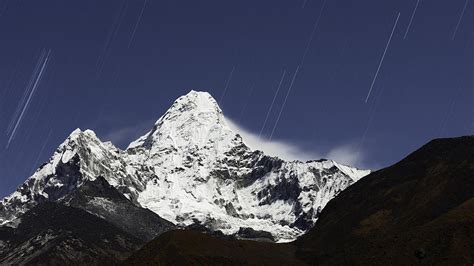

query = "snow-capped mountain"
0;90;370;242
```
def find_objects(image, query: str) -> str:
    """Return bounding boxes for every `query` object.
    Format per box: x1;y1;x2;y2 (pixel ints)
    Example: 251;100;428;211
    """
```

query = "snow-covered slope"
0;90;370;241
0;129;146;224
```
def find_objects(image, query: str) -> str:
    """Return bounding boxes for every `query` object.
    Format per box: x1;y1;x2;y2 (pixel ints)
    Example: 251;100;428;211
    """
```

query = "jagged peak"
64;128;98;141
128;90;234;150
53;128;122;170
157;90;223;124
69;128;83;136
60;128;102;147
177;90;219;109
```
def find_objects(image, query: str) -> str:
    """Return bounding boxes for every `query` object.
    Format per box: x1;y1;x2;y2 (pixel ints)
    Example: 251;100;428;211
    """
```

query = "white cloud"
102;120;153;148
225;118;365;167
226;118;321;161
327;145;365;167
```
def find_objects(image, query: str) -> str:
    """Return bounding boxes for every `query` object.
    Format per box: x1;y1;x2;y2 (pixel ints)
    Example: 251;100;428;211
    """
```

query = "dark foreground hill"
125;230;305;265
296;136;474;265
124;136;474;265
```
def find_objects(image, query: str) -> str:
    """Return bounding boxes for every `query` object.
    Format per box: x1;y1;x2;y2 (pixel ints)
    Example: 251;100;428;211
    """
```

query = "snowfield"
0;90;370;241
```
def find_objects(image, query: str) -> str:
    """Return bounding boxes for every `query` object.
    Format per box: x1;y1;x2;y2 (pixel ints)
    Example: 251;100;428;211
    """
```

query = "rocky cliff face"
0;90;369;242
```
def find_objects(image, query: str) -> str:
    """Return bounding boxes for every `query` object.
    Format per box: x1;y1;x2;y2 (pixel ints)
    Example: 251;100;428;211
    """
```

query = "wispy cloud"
226;118;367;168
226;118;321;161
102;120;153;148
326;145;365;167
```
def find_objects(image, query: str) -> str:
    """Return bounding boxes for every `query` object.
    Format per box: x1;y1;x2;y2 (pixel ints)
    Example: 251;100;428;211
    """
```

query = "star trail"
0;0;472;197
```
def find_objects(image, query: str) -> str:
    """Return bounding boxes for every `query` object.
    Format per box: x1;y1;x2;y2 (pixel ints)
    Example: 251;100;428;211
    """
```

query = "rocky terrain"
0;91;369;263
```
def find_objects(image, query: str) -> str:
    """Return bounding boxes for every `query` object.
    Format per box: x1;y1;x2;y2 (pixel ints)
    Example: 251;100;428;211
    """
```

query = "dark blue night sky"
0;0;472;197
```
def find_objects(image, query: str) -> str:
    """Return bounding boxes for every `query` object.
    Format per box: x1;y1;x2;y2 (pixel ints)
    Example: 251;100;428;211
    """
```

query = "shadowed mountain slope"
0;177;175;265
0;202;142;265
125;230;304;265
296;136;474;265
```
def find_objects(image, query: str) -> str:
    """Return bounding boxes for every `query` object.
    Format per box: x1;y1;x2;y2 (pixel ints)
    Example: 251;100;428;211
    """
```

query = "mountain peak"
164;90;222;118
128;90;234;151
59;128;103;157
70;128;83;137
65;128;98;142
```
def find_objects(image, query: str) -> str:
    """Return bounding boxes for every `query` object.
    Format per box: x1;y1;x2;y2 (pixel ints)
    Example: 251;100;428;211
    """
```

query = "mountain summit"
0;90;370;242
128;90;231;151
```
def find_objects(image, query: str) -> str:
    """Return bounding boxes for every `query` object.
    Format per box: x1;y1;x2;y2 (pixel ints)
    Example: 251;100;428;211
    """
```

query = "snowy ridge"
0;90;370;241
0;129;146;225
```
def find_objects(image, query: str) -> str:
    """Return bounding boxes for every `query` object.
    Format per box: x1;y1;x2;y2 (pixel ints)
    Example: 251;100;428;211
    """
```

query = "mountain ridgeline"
0;91;369;264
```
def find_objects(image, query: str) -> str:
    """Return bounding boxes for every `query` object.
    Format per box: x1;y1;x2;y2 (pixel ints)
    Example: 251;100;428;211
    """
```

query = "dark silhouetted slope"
125;230;304;265
296;136;474;265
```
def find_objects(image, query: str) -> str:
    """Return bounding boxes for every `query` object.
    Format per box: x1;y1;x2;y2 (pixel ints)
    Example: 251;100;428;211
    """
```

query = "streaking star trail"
128;0;149;48
452;0;470;40
96;0;128;78
258;69;286;138
403;0;420;40
270;65;299;141
6;49;51;149
270;0;327;139
365;12;400;103
219;66;235;105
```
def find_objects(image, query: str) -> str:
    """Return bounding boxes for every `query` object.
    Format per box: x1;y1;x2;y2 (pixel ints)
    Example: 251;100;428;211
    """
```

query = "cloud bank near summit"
225;118;366;168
